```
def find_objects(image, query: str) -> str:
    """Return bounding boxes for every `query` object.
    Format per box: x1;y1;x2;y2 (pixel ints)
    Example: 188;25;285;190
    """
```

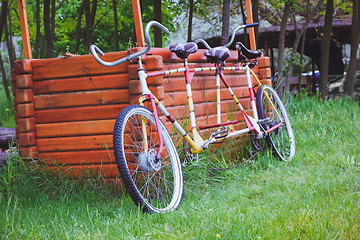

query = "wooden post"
245;0;256;51
132;0;145;47
17;0;32;59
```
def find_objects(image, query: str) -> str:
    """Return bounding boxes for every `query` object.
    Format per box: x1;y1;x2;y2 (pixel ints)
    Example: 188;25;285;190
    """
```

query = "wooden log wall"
12;47;271;181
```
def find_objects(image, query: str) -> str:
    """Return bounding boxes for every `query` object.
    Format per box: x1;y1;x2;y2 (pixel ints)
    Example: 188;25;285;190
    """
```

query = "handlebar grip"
245;23;259;28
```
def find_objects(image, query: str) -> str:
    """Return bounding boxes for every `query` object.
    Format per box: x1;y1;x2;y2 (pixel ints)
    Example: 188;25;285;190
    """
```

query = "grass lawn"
1;95;360;239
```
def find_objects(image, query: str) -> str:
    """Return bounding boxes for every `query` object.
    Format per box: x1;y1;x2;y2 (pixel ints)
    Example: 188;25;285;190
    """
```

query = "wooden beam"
17;0;32;59
245;0;257;50
131;0;145;47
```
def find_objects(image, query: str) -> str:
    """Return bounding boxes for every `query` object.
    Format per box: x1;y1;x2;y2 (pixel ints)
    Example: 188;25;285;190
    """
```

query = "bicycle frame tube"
249;68;282;120
138;61;271;154
217;67;260;134
139;62;203;154
246;66;259;121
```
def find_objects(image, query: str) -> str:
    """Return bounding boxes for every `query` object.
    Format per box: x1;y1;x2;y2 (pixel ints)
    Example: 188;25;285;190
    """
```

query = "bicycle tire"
113;105;183;213
256;85;295;161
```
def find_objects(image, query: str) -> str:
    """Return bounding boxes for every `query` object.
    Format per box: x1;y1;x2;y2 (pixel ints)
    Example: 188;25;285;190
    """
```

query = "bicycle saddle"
169;42;198;59
204;46;231;64
236;42;262;62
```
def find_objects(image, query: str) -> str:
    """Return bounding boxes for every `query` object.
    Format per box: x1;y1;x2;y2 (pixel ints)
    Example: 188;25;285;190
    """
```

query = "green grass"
1;95;360;239
0;85;16;128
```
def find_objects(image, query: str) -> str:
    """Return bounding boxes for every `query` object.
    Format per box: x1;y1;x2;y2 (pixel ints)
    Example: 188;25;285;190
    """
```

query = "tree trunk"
5;12;16;70
319;0;334;101
112;0;119;51
283;0;324;98
75;0;85;53
252;0;259;45
187;0;194;42
239;0;249;47
276;1;290;92
297;29;307;93
34;0;41;58
84;0;91;50
44;0;53;57
0;1;10;101
0;0;7;39
84;0;98;51
221;0;231;45
344;0;360;96
153;0;162;47
0;53;11;101
51;0;56;48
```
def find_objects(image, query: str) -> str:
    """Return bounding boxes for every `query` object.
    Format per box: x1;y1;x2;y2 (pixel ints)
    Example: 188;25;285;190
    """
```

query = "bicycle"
90;21;295;213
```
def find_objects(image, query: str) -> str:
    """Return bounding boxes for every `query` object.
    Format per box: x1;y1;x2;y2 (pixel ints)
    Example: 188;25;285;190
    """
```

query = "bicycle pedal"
212;126;229;139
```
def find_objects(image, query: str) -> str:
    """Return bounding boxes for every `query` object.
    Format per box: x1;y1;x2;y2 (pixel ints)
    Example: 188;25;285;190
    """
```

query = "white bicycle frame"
90;21;282;157
136;56;281;155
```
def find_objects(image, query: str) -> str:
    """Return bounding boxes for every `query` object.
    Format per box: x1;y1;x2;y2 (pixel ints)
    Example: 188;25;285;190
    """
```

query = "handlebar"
194;39;212;50
90;21;169;67
224;23;258;48
194;23;258;49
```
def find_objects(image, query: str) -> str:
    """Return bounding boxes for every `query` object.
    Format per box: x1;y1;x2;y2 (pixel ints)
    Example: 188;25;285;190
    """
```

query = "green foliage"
8;0;177;57
1;96;360;238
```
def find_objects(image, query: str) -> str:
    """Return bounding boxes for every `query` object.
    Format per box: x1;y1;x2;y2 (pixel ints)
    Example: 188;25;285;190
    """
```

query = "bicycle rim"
113;105;183;213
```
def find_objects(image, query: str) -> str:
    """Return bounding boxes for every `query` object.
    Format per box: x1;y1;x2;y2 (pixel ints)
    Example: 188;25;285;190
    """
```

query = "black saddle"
204;46;231;64
236;42;262;62
169;42;198;59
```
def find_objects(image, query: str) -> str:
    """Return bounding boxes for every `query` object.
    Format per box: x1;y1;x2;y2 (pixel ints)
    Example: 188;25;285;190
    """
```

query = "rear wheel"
113;105;183;213
256;85;295;161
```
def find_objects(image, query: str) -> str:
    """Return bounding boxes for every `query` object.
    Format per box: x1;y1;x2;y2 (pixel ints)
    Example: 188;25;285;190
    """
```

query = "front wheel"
113;105;183;213
256;85;295;161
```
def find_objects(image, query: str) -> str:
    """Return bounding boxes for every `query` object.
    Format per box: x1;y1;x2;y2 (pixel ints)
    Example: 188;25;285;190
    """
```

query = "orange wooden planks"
33;74;129;94
36;134;113;152
35;104;126;123
31;52;129;80
34;89;129;109
38;150;115;165
36;119;116;138
17;103;35;118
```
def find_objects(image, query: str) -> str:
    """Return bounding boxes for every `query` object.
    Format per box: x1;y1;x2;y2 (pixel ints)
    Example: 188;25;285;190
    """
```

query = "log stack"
0;127;16;164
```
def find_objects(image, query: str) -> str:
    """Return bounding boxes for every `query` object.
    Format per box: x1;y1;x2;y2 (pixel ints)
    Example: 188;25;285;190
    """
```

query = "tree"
33;0;41;58
344;0;360;96
43;0;53;57
84;0;98;51
112;0;119;51
154;0;162;47
75;1;85;53
5;10;16;70
283;0;324;96
187;0;194;42
239;0;249;47
252;0;259;44
319;0;334;101
276;1;291;90
221;0;231;45
0;0;11;101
